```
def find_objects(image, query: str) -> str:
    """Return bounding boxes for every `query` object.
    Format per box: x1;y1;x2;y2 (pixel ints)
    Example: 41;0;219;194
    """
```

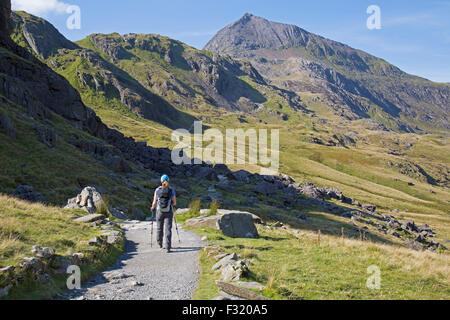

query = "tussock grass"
191;226;450;300
0;194;124;299
0;194;99;268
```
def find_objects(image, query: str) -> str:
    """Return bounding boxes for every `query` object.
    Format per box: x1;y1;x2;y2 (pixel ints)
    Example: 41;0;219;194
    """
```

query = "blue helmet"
161;174;170;183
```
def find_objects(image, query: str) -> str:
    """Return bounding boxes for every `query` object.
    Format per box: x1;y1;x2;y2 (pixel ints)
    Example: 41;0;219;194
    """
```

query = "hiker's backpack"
157;187;173;213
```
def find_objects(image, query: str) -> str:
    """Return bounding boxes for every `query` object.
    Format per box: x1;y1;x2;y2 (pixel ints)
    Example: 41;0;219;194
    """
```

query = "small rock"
216;281;269;300
88;237;99;246
212;296;233;300
52;256;72;275
212;253;238;271
0;266;15;275
31;246;55;259
233;281;266;291
361;204;376;213
220;262;246;282
272;221;283;228
0;285;13;298
106;235;121;244
407;241;424;251
70;253;85;265
214;253;228;261
127;281;144;287
74;214;105;224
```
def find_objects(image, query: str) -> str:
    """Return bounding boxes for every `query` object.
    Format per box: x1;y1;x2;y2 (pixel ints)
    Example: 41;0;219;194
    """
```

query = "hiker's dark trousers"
156;211;173;249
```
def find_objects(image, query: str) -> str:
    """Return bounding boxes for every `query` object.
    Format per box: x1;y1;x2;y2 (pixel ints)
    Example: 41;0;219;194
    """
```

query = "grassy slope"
0;92;163;215
0;194;124;300
190;225;449;300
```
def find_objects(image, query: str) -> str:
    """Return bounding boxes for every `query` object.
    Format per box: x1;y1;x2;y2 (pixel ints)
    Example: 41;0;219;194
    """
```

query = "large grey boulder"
184;210;262;238
65;187;105;213
217;213;259;238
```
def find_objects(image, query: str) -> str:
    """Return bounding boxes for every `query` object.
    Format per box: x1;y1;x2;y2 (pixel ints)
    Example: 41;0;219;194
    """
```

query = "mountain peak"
205;14;309;53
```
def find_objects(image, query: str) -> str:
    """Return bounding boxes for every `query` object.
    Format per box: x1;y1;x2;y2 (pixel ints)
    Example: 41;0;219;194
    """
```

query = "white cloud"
12;0;70;16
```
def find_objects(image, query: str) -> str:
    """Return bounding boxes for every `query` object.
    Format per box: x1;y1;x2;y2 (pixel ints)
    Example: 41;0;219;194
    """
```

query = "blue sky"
12;0;450;82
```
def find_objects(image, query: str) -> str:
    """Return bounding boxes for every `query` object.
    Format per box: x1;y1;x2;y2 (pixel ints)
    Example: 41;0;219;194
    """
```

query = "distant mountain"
11;11;305;130
205;13;450;131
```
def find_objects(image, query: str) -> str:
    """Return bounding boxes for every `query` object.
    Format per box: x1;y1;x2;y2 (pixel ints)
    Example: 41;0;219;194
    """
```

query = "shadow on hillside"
237;197;396;246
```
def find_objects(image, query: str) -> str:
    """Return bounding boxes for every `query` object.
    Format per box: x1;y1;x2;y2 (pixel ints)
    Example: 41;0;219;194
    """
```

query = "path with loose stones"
58;220;204;300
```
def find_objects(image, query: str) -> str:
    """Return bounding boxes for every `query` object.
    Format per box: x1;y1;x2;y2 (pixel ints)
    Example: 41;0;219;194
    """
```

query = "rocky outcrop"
0;217;123;299
12;185;45;203
65;187;105;214
11;11;79;59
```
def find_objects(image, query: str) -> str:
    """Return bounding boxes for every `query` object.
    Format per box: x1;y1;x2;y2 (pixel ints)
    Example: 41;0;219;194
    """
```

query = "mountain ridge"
204;13;450;131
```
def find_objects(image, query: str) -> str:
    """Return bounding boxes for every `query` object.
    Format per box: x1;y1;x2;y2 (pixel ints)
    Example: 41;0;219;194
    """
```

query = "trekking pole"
151;209;155;247
173;207;181;244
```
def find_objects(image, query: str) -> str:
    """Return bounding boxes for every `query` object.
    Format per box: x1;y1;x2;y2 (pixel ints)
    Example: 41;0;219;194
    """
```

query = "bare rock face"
0;0;11;47
205;13;310;53
0;111;16;138
205;13;450;131
11;11;79;59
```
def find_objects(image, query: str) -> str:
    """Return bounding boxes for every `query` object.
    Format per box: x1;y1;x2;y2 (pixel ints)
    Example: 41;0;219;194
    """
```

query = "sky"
11;0;450;83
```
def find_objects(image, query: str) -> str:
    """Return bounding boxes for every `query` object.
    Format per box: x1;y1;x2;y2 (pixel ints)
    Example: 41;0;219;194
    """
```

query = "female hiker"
151;175;177;253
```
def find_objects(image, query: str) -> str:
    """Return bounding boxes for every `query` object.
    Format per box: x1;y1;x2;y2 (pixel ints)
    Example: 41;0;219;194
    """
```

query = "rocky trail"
58;221;204;300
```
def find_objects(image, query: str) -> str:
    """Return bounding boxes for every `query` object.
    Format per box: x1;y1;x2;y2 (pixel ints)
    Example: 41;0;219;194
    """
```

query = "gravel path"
59;220;204;300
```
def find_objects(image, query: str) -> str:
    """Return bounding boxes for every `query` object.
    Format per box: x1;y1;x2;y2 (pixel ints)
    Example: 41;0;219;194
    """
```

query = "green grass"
190;226;450;300
0;97;154;214
0;194;124;299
